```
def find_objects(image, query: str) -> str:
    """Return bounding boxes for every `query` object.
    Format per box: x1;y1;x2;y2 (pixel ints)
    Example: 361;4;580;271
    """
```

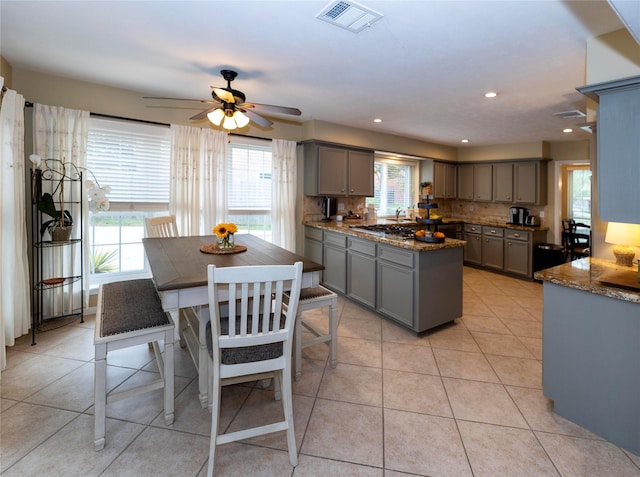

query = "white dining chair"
204;261;303;476
144;214;192;349
144;215;179;238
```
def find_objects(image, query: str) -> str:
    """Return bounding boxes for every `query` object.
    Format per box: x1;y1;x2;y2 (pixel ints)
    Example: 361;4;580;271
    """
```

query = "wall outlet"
539;211;545;218
338;202;345;211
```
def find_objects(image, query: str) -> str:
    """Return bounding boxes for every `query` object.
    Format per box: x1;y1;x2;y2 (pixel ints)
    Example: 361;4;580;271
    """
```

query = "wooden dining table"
142;233;324;407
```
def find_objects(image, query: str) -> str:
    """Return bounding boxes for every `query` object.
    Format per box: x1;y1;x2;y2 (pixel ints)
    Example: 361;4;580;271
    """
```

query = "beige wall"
1;56;12;87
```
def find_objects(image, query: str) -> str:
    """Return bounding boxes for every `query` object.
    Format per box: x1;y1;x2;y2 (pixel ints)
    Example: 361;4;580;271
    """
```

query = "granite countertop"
534;257;640;304
304;220;466;252
440;216;550;232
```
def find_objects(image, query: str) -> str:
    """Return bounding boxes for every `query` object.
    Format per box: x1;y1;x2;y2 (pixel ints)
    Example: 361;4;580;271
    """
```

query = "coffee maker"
321;197;337;221
509;207;528;225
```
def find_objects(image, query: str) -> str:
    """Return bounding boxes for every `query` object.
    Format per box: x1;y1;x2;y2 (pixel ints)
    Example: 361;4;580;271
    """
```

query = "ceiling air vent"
316;0;384;33
552;110;586;119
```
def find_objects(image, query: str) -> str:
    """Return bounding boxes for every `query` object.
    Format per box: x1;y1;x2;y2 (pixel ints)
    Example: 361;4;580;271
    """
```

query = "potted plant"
420;181;432;196
37;191;73;241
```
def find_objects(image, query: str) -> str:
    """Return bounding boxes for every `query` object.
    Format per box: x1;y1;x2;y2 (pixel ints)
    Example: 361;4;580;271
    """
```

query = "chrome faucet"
395;208;402;222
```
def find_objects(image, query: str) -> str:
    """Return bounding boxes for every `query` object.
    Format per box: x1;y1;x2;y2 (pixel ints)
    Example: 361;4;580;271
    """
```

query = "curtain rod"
12;94;275;142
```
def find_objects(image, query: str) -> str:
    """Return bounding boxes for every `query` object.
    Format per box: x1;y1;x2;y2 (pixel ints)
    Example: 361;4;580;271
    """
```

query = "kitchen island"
535;258;640;455
304;220;465;333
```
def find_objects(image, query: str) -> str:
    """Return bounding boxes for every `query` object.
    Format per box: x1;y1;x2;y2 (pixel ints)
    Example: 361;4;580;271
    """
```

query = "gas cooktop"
349;224;416;239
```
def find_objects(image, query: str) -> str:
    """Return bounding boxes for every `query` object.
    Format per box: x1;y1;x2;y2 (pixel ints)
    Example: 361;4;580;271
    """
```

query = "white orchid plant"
30;155;111;235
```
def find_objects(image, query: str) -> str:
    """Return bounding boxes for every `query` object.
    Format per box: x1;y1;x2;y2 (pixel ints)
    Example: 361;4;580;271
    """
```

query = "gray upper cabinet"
457;164;474;200
473;164;493;201
433;161;457;198
493;163;513;202
514;161;547;205
304;142;374;197
578;76;640;223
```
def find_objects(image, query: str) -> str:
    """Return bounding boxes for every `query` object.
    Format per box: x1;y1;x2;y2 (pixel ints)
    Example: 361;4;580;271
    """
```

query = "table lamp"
604;222;640;267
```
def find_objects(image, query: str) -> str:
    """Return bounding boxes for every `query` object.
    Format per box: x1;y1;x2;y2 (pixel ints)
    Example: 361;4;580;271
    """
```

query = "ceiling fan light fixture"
207;108;225;126
222;112;238;130
233;110;250;128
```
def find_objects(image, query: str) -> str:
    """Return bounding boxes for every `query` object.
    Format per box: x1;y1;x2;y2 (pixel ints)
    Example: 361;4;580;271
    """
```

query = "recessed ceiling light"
373;118;382;123
563;128;573;133
461;139;469;143
484;92;497;98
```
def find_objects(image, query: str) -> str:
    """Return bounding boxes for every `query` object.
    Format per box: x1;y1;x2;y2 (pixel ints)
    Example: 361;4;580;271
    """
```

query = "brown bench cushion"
100;279;170;337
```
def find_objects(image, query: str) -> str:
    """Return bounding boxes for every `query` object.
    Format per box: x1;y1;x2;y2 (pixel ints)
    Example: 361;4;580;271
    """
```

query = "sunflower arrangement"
213;222;238;249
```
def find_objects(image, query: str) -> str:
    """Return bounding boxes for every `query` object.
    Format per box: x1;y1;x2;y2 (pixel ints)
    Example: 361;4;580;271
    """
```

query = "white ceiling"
0;1;627;147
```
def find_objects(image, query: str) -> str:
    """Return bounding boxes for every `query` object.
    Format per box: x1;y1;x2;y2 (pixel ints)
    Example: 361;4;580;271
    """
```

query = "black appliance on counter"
321;197;337;221
509;207;528;225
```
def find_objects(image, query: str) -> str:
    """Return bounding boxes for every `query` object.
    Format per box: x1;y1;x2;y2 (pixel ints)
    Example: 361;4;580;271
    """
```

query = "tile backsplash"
302;195;547;227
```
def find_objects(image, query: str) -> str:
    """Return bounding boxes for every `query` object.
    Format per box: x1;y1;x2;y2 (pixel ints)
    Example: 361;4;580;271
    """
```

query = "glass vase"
218;233;235;250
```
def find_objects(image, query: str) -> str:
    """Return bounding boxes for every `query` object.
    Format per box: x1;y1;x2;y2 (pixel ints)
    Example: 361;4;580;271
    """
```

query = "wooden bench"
94;279;175;451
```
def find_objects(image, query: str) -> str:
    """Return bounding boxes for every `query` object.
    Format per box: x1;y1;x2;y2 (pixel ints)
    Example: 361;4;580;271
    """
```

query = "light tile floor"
2;267;640;476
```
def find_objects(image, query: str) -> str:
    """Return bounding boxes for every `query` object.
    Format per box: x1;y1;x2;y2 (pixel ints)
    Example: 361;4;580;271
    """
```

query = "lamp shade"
605;222;640;266
605;222;640;247
207;108;225;126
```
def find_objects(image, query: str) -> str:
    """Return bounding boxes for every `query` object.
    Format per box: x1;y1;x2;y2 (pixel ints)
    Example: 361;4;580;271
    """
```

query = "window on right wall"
562;164;592;226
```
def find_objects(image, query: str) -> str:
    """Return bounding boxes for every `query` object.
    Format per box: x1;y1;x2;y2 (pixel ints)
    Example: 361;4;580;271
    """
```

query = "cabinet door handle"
350;188;354;192
490;230;496;234
513;233;520;238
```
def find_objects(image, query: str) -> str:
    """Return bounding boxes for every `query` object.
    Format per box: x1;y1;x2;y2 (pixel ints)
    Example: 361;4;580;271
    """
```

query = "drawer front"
324;231;347;248
305;226;323;241
464;224;482;234
378;245;414;268
482;226;504;237
348;237;377;256
505;230;530;241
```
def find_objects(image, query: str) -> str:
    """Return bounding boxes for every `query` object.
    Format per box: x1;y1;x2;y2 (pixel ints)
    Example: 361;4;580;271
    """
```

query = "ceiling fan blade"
241;109;273;127
212;87;235;103
190;106;219;121
143;96;219;104
244;102;301;116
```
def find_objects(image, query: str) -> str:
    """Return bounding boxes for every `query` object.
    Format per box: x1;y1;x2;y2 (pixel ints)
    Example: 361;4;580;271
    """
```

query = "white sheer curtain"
170;125;227;236
271;139;297;251
33;104;90;309
0;79;30;372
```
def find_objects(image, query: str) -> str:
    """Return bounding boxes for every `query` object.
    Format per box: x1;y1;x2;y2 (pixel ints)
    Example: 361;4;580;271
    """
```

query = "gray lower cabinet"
304;226;323;267
504;230;531;276
463;224;545;278
482;226;504;270
310;227;463;333
322;231;347;294
347;236;377;308
377;245;415;328
463;224;482;265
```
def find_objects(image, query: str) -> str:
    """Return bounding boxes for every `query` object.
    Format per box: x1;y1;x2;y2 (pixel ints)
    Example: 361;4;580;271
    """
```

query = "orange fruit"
433;231;445;238
415;230;426;237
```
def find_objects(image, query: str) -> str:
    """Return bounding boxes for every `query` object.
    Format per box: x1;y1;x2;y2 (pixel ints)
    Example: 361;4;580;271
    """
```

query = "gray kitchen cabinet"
482;226;504;270
310;226;463;332
493;163;513;202
322;230;347;293
473;164;493;201
433;161;457;198
457;164;474;200
303;142;374;197
304;226;323;266
514;161;547;205
504;230;530;276
463;224;482;265
347;236;377;308
377;247;415;328
578;76;640;223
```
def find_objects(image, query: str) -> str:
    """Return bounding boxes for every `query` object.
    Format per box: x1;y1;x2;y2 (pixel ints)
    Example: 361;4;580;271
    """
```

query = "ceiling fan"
144;69;301;130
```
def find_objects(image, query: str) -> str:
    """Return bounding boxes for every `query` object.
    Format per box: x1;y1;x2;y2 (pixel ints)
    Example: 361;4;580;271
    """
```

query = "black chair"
561;219;590;261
